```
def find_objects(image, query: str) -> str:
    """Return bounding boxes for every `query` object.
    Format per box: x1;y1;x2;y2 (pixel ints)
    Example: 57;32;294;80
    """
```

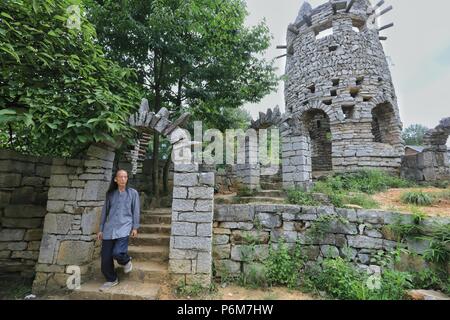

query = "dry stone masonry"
32;143;116;294
169;164;214;286
281;0;404;189
212;204;450;279
0;150;52;278
401;117;450;181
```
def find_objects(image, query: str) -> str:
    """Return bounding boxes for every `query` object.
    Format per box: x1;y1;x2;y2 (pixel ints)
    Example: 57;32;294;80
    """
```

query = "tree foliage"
0;0;142;157
402;124;429;146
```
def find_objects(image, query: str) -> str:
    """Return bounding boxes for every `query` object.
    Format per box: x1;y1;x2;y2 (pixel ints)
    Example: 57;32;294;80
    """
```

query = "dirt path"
158;282;318;300
371;187;450;217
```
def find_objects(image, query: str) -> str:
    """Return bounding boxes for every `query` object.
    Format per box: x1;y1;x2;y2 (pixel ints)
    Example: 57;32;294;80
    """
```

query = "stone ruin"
278;0;404;189
401;118;450;182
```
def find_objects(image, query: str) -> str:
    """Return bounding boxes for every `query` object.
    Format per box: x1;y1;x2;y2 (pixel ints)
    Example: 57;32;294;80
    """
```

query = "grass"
0;276;33;300
286;170;415;209
401;191;434;206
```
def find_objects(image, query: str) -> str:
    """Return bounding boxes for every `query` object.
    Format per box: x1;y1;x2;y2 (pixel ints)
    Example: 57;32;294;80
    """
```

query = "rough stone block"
11;187;36;204
172;222;197;236
82;180;109;201
0;229;25;241
56;240;94;265
43;214;73;235
230;230;269;245
188;187;214;200
49;175;70;187
37;234;58;264
4;205;46;218
213;234;229;245
347;235;384;249
196;252;212;274
172;199;195;212
197;223;212;237
178;212;213;223
173;187;188;199
48;188;77;201
199;173;215;187
214;260;240;275
195;200;213;212
169;259;192;274
257;212;282;229
174;173;199;186
231;245;269;262
214;205;254;222
213;244;231;260
24;229;43;241
81;208;101;235
173;236;212;251
2;218;42;228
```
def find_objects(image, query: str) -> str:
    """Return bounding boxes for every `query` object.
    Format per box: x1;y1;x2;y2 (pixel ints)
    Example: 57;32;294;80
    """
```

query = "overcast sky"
243;0;450;135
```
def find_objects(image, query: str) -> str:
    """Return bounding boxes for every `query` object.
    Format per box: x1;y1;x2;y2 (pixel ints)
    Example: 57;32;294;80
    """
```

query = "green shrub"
286;189;319;206
304;257;413;300
343;193;380;209
265;238;305;288
422;223;450;264
322;170;414;195
401;191;434;206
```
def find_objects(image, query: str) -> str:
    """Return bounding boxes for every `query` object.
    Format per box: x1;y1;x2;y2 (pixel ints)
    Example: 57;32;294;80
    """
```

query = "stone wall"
169;164;215;286
0;150;52;277
212;204;449;279
32;143;115;294
401;118;450;182
401;151;450;182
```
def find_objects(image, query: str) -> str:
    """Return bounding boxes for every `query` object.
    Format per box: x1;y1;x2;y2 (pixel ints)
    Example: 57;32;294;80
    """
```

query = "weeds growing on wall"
265;238;305;288
286;189;319;206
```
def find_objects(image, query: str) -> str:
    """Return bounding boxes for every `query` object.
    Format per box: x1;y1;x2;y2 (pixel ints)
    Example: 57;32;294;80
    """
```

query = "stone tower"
282;0;404;186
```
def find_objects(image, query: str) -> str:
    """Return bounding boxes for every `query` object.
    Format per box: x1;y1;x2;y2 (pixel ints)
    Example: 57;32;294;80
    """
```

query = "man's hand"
97;232;103;241
131;229;138;238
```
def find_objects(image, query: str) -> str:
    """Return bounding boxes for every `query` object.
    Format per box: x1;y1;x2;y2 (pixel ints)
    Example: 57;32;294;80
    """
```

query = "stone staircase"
217;171;287;205
70;208;171;300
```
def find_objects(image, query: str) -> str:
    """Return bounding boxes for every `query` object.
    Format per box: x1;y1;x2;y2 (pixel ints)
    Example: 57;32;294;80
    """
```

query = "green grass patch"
400;191;434;206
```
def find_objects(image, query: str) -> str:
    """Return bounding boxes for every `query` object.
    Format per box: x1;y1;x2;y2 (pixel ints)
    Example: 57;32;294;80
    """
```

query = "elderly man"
97;169;140;292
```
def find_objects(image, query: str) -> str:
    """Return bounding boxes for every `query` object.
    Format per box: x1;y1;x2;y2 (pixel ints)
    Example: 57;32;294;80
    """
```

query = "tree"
87;0;278;203
402;124;429;146
0;0;142;157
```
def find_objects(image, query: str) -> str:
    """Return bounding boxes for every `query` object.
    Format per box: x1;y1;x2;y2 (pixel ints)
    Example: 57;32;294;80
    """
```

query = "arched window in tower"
302;109;332;175
371;102;400;146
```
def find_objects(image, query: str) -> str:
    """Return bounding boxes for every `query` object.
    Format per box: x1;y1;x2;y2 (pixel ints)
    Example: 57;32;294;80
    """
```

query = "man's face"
115;170;128;188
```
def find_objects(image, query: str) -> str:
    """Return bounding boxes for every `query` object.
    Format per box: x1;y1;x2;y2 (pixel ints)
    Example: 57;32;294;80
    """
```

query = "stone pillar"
282;132;312;190
32;143;115;294
235;137;260;190
169;164;214;287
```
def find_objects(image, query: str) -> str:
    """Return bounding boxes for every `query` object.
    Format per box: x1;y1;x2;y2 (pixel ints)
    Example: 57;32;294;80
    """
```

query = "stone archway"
301;109;333;177
32;99;215;294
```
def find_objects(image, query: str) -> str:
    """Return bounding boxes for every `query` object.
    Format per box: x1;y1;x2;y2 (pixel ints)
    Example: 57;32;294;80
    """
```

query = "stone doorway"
302;109;332;179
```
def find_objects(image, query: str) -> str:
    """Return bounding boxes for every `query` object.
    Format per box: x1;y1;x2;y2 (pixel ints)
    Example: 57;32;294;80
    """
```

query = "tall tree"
0;0;142;157
402;124;429;146
87;0;278;203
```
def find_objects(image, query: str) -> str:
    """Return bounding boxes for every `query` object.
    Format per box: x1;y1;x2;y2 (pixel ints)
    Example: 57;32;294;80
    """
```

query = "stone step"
92;260;168;283
128;245;169;262
141;208;172;215
69;279;160;300
129;234;170;246
260;182;282;190
254;190;286;197
141;214;172;225
236;196;286;204
139;224;171;235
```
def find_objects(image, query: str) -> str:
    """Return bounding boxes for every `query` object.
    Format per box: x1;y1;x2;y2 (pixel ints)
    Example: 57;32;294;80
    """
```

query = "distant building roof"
405;146;425;153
